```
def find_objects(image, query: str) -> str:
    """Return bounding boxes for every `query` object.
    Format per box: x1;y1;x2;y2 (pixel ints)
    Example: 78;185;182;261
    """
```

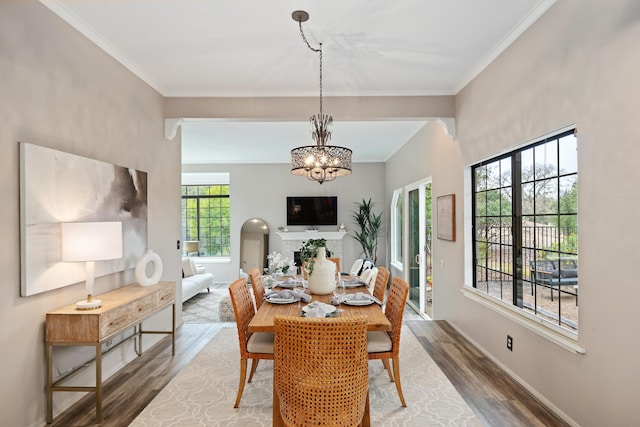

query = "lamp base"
75;299;103;310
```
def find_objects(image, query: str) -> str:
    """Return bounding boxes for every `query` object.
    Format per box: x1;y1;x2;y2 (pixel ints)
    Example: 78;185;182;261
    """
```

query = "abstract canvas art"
19;142;147;296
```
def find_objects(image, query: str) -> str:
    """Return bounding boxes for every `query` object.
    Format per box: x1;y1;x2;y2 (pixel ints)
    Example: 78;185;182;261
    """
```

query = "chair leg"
233;358;248;408
381;359;394;382
359;390;370;427
248;358;260;383
392;357;407;407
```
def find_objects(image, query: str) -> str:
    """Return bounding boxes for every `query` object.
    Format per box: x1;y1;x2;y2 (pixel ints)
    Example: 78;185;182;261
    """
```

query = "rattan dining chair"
248;267;265;311
372;266;390;302
273;315;370;427
228;278;274;408
367;276;409;407
327;257;341;274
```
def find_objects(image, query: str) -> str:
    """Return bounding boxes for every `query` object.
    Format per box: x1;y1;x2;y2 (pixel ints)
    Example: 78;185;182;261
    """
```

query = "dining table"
248;281;390;333
248;280;389;427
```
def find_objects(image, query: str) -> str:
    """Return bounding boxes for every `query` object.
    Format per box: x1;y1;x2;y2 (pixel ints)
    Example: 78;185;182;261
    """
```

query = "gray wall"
0;2;181;426
386;1;640;426
384;120;462;320
182;162;387;282
4;0;640;426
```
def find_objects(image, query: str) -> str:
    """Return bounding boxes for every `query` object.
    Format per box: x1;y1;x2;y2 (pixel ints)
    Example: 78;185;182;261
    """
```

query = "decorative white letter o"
135;249;163;286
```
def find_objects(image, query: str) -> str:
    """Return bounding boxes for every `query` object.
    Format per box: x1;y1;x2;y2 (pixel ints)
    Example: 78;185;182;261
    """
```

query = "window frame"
464;127;583;353
181;184;231;258
390;188;403;269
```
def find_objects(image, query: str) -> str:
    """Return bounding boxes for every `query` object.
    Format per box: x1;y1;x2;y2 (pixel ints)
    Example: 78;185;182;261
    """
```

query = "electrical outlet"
177;240;181;250
507;335;513;351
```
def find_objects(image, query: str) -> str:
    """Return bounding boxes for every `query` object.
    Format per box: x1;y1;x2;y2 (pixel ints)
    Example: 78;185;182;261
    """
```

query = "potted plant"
351;198;383;264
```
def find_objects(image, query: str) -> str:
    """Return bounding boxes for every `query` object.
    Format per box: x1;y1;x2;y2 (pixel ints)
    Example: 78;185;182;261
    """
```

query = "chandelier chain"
298;21;323;118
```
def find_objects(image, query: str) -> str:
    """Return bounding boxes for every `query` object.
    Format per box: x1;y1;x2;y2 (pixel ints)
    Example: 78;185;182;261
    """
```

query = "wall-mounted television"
287;196;338;226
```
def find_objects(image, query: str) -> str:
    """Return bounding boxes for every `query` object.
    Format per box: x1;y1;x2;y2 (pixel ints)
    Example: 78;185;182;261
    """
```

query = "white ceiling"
41;0;555;164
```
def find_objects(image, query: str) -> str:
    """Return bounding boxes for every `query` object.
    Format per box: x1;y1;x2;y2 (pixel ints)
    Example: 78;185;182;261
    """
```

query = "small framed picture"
437;194;456;241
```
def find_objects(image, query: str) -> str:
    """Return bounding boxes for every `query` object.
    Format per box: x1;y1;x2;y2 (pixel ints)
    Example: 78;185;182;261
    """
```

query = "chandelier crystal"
290;10;352;184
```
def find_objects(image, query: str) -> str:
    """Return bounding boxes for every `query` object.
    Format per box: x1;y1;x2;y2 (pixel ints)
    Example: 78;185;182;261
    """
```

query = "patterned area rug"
182;285;233;323
131;325;481;426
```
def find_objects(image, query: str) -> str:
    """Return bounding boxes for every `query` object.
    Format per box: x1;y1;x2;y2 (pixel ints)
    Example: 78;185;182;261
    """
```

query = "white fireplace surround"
276;231;347;266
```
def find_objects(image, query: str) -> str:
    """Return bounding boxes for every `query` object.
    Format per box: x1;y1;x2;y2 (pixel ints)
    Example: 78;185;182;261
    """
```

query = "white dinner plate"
342;298;375;306
265;297;296;304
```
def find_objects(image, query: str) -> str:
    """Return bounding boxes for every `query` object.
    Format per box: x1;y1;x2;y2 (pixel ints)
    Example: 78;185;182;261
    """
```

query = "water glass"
296;278;305;308
334;271;346;302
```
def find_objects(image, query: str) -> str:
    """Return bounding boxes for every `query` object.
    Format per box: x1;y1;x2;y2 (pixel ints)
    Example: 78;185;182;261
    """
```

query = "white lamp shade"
184;241;200;253
61;222;123;262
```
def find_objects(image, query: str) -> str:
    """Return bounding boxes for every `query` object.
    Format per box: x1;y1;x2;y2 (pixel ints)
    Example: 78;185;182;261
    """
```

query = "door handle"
415;254;421;265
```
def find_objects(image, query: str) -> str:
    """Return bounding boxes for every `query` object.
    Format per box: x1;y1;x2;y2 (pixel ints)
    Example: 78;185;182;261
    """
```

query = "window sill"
461;285;586;355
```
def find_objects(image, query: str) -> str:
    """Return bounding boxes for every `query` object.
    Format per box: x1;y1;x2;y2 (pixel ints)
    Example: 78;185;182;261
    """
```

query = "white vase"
307;247;336;295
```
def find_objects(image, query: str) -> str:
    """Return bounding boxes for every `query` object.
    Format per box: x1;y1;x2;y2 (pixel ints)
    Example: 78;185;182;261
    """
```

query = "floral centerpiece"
267;251;295;276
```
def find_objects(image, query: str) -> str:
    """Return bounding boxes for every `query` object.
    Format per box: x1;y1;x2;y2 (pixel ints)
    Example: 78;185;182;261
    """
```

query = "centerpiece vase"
307;247;336;295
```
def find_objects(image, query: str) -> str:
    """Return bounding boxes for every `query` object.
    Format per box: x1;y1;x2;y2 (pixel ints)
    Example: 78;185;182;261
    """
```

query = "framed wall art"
19;142;148;296
437;194;456;241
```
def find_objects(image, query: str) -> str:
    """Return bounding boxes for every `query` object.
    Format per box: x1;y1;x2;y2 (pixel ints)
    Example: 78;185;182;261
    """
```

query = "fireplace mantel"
276;231;348;264
276;231;347;241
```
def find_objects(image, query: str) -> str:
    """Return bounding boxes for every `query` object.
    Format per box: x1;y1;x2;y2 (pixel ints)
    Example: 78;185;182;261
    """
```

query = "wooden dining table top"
248;283;391;333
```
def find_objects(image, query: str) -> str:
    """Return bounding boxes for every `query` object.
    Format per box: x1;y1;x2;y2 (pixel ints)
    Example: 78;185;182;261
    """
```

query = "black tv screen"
287;196;338;226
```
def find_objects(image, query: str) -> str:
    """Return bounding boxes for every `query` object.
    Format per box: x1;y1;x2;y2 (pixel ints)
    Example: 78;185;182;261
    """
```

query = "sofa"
182;257;215;303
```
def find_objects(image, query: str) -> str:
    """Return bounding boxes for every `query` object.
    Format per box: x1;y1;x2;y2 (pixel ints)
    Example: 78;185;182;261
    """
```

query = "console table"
45;281;176;424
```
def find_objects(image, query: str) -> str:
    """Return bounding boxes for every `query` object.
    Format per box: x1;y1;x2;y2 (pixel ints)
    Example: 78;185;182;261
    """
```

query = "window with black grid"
472;129;578;332
181;185;230;257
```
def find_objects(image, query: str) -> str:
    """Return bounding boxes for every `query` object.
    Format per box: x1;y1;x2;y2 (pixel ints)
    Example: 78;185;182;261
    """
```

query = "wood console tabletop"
45;281;176;424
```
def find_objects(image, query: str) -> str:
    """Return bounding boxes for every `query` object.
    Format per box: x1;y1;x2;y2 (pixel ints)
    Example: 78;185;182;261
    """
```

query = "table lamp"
184;240;200;256
61;221;123;310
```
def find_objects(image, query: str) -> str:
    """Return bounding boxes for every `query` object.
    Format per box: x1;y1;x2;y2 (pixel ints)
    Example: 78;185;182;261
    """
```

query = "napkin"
302;301;336;318
265;290;295;301
277;278;308;288
266;289;311;303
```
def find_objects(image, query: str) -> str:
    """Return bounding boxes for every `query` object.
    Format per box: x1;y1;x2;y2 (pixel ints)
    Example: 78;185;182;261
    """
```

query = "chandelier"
290;10;352;185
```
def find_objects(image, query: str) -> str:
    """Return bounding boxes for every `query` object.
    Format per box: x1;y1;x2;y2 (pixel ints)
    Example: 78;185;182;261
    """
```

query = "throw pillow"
189;257;198;276
182;257;197;277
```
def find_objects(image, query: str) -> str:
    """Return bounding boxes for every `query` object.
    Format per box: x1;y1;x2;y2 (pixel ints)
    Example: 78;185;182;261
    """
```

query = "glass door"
408;188;421;309
405;180;432;316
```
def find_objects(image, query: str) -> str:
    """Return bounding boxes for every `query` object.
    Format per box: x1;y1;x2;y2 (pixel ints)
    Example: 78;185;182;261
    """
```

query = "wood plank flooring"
49;320;569;427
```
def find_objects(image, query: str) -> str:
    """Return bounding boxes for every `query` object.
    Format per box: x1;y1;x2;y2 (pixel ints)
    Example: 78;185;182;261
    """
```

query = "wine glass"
334;270;345;304
295;273;305;308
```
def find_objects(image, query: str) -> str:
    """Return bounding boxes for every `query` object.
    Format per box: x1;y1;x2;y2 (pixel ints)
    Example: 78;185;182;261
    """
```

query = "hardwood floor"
406;321;569;427
49;320;569;427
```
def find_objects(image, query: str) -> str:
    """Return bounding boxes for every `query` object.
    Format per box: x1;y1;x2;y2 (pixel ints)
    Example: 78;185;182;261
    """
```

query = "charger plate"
265;296;296;304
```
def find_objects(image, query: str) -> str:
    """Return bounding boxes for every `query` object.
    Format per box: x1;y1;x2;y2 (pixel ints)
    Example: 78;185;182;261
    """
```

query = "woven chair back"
385;276;409;356
327;257;341;273
248;267;265;311
274;315;369;427
228;278;254;357
372;266;390;302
